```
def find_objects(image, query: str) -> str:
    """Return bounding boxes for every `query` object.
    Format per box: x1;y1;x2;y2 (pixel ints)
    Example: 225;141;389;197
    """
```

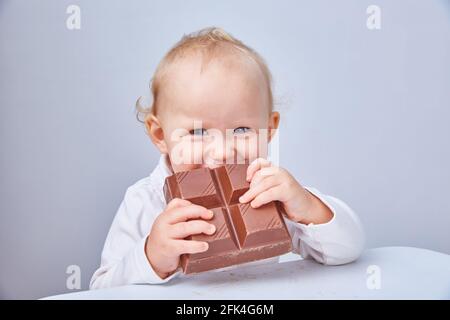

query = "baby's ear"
145;114;168;154
268;111;280;142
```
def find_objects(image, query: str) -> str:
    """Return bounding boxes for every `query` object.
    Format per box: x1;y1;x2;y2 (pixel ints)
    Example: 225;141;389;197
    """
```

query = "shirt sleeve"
89;186;181;290
284;187;365;265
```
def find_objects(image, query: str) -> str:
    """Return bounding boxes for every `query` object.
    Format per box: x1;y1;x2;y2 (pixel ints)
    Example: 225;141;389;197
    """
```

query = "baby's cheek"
168;139;204;167
234;135;268;164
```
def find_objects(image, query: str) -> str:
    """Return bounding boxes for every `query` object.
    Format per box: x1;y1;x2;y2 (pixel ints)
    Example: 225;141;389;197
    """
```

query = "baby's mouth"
202;158;224;169
202;157;250;169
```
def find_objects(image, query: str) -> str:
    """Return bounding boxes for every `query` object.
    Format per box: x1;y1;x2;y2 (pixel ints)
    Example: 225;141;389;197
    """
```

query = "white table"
44;247;450;300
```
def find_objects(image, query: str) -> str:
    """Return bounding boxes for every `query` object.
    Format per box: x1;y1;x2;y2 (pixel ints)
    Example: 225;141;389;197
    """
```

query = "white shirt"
90;155;365;289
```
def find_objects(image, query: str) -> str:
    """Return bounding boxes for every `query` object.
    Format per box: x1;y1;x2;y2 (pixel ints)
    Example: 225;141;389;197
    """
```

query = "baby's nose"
206;140;235;167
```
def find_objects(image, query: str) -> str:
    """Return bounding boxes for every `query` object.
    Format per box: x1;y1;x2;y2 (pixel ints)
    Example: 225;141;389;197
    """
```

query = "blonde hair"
136;27;274;122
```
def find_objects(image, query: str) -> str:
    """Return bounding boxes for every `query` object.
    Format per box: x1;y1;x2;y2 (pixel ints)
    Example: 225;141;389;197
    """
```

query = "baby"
90;27;365;288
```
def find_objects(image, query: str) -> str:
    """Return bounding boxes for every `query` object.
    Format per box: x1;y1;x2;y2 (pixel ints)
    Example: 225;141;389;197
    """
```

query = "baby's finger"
250;185;284;208
166;198;192;210
174;239;209;255
166;204;214;224
250;166;280;188
239;175;280;204
246;158;271;182
170;220;216;239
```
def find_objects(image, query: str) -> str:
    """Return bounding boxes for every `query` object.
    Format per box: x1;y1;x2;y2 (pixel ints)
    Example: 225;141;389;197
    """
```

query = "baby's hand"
239;158;333;225
145;198;216;279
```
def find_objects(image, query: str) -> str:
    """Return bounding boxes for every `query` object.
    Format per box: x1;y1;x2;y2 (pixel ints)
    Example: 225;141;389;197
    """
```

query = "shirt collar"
148;154;173;204
151;154;173;188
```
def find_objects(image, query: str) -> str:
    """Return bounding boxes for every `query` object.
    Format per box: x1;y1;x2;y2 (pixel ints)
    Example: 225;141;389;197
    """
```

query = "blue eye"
234;127;251;134
190;128;208;136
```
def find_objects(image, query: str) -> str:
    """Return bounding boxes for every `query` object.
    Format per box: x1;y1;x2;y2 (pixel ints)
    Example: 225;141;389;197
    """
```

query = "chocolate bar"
163;164;293;274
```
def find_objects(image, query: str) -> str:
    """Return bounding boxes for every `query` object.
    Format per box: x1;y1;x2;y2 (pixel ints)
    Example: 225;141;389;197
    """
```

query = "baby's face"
155;55;279;173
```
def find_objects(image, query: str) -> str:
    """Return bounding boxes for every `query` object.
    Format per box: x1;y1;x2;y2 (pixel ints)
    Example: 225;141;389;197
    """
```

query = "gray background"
1;0;449;299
